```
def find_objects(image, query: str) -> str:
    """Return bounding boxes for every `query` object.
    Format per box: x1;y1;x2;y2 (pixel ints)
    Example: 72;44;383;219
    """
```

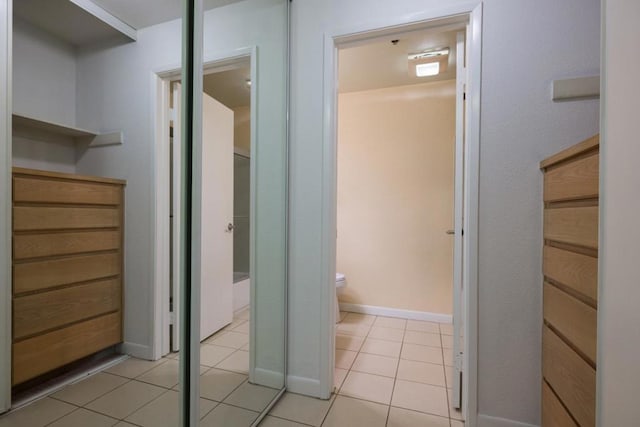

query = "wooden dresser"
12;168;125;386
540;135;599;426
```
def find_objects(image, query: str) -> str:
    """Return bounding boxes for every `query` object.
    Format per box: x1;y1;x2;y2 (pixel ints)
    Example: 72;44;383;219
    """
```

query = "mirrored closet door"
0;0;288;426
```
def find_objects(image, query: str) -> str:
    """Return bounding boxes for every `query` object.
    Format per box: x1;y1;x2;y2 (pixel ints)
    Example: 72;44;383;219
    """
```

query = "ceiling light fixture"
408;46;449;78
416;62;440;77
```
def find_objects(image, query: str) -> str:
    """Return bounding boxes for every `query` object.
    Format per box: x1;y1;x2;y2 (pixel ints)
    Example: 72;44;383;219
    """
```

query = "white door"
198;92;234;341
451;30;467;410
171;87;234;349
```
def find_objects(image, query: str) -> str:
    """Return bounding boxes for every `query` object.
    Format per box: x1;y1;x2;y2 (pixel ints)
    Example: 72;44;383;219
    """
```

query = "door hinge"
170;108;177;121
169;311;176;325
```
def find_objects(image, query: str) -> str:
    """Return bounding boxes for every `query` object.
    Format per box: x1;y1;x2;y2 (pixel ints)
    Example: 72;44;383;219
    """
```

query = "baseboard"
286;375;324;398
119;342;153;360
477;414;539;427
339;302;453;323
233;278;250;312
252;367;284;389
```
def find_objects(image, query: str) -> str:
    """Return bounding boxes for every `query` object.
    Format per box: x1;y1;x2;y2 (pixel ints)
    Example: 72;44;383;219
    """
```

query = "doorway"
322;8;482;425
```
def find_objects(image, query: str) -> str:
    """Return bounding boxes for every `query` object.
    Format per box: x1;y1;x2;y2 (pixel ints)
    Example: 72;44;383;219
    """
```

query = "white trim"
253;368;284;390
339;303;452;324
477;414;538;427
69;0;137;41
321;3;482;424
286;375;322;397
119;342;153;360
0;0;12;414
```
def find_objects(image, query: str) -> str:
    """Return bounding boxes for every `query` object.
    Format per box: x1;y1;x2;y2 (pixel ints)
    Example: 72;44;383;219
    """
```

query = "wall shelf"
14;0;136;48
13;113;123;147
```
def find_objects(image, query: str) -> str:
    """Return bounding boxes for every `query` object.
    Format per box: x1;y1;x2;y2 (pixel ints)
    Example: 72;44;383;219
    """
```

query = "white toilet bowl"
335;273;346;322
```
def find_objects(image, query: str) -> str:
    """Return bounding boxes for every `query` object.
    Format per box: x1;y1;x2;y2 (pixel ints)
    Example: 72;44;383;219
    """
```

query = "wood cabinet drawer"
13;252;120;294
13;312;122;385
544;207;599;249
14;176;121;205
543;326;595;427
544;153;599;202
13;279;121;339
14;230;120;260
14;206;120;231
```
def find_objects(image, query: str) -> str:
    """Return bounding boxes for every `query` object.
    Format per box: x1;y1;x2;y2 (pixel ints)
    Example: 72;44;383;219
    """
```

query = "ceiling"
91;0;244;29
338;28;461;93
203;65;251;109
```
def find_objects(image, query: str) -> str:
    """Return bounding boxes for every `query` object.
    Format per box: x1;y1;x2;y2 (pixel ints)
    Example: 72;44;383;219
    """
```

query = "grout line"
384;322;406;426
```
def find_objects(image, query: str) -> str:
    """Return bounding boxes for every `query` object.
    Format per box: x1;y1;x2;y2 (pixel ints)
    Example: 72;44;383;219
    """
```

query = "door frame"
152;47;257;360
0;0;12;414
320;3;482;424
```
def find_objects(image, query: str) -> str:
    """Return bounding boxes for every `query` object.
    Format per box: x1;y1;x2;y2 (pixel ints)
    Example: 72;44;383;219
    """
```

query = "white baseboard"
119;342;153;360
339;302;453;324
286;375;324;398
251;368;284;389
233;278;250;312
477;414;539;427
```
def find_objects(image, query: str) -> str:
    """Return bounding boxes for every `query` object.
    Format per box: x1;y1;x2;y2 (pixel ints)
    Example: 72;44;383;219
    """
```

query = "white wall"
288;0;600;424
74;0;288;383
12;135;76;173
597;0;640;425
336;81;455;315
12;18;76;126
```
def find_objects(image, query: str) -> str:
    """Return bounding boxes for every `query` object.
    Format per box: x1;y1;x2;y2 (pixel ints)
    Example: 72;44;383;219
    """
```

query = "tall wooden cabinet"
12;168;125;386
540;135;599;426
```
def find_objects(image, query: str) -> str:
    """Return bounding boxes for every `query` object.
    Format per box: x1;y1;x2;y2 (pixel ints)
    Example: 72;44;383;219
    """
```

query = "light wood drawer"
13;177;121;205
13;253;120;294
543;326;595;427
13;206;120;231
543;245;597;302
12;312;122;385
544;154;599;202
542;381;577;427
14;231;120;260
13;279;121;340
544;282;597;364
544;207;599;249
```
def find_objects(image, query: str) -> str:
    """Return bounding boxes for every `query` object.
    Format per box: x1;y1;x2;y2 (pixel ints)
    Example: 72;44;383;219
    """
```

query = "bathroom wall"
336;80;455;315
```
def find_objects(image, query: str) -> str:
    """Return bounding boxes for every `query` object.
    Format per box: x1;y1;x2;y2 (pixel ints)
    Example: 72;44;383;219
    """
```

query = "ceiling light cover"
416;62;440;77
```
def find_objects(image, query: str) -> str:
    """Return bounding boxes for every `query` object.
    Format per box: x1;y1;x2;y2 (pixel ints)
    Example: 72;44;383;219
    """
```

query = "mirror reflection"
3;0;287;425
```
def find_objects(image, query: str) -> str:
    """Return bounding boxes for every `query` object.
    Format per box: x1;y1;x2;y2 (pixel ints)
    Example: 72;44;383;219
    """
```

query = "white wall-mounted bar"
552;76;600;101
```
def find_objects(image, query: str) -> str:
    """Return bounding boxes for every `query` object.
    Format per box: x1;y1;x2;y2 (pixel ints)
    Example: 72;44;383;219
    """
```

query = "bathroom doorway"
166;57;253;351
323;9;482;424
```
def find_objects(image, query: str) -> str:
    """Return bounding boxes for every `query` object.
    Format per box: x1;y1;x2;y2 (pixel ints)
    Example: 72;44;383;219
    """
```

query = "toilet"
335;273;346;322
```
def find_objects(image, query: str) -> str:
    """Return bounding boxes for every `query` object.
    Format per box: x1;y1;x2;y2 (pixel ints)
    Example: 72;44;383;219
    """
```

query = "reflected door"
200;92;234;340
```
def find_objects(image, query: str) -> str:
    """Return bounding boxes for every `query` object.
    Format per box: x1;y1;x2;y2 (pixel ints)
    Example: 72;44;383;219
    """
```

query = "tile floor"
0;310;464;427
0;308;281;427
265;311;464;427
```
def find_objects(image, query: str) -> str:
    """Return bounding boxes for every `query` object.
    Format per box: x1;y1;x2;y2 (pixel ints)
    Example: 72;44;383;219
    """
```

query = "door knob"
446;229;455;235
227;223;235;232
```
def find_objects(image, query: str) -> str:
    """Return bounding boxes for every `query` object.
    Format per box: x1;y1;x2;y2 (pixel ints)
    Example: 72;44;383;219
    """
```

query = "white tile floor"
0;310;464;427
266;311;464;427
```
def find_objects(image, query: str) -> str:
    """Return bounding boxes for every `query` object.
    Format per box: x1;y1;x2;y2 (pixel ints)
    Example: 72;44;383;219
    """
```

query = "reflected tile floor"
0;310;464;426
265;311;464;427
0;308;281;427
